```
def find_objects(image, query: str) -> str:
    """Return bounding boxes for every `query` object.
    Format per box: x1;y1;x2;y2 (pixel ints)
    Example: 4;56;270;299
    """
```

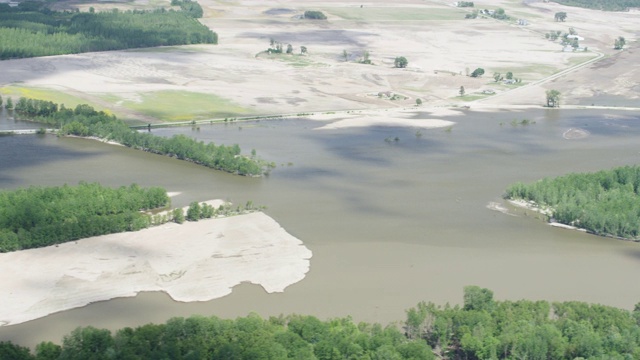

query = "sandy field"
0;0;638;325
0;0;637;124
0;209;312;326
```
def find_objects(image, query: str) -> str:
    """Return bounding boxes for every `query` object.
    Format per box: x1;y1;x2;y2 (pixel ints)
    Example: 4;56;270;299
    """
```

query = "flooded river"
2;107;640;347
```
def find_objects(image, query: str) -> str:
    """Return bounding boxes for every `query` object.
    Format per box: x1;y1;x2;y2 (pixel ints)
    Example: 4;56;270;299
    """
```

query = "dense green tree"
34;341;61;360
555;12;568;21
470;68;484;77
7;287;640;359
463;285;495;312
59;327;114;360
172;208;185;224
394;56;408;68
304;10;327;20
5;97;12;110
0;182;170;252
614;36;626;50
545;89;560;107
553;0;640;11
492;8;508;20
186;201;202;221
0;341;34;360
0;4;217;60
504;165;640;239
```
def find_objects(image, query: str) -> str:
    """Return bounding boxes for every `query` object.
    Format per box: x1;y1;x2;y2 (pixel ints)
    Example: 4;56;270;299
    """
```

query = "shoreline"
0;206;312;327
507;199;589;234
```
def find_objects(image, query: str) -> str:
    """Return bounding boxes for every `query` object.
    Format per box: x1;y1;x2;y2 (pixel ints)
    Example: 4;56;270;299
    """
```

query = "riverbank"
0;207;312;327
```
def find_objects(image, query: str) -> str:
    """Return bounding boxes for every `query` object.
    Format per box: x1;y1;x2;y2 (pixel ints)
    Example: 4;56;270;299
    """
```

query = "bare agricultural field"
0;0;638;123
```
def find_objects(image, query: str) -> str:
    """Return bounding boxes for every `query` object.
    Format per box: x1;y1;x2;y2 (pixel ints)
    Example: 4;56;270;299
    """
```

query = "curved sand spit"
0;210;312;326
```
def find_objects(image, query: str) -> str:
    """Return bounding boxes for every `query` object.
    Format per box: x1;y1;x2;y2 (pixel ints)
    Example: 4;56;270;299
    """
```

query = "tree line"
12;98;269;176
2;286;640;359
505;165;640;239
0;182;169;252
0;182;262;252
552;0;640;11
0;1;216;60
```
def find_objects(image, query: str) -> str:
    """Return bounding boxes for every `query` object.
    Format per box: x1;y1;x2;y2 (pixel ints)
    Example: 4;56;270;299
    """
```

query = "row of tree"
505;165;640;239
0;3;216;60
553;0;640;11
13;98;269;176
0;182;169;252
3;286;640;359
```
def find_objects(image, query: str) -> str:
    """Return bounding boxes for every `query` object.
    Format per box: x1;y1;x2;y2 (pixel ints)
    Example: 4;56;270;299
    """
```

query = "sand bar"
0;210;312;326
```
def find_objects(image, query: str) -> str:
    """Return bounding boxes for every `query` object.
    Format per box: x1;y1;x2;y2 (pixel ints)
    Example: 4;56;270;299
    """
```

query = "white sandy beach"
0;210;312;326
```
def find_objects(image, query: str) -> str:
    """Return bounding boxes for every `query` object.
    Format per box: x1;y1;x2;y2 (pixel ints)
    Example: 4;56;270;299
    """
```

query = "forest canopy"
3;286;640;359
0;1;216;60
504;165;640;240
552;0;640;11
0;182;169;252
12;98;269;176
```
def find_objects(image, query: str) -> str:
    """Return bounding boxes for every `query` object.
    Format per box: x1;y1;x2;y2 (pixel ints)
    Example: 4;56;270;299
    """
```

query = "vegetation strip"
11;98;270;176
505;165;640;240
0;182;168;252
552;0;640;11
3;286;640;359
0;0;216;60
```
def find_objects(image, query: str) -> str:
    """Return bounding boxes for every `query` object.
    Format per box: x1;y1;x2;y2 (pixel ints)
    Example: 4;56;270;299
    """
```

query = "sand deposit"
0;211;312;326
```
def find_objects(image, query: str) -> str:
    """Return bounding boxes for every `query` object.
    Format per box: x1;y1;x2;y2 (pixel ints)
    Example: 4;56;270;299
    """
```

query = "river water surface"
2;107;640;346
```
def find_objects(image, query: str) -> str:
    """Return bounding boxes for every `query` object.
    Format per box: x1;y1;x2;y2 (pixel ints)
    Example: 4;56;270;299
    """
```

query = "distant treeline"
0;1;216;60
505;165;640;239
0;182;169;252
13;98;268;176
3;286;640;359
553;0;640;11
171;0;204;18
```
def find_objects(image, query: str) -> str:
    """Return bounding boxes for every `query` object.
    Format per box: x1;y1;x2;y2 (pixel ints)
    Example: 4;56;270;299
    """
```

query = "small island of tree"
505;165;640;240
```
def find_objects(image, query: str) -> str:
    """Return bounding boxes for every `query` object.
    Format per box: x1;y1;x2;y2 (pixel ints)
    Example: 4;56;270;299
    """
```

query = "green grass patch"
325;7;466;21
490;64;558;78
129;45;212;54
567;54;597;66
111;91;251;122
508;10;544;20
262;53;328;68
457;94;487;101
0;86;105;111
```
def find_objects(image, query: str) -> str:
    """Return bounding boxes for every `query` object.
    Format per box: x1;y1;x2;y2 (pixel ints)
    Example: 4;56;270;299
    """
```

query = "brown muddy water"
2;107;640;347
